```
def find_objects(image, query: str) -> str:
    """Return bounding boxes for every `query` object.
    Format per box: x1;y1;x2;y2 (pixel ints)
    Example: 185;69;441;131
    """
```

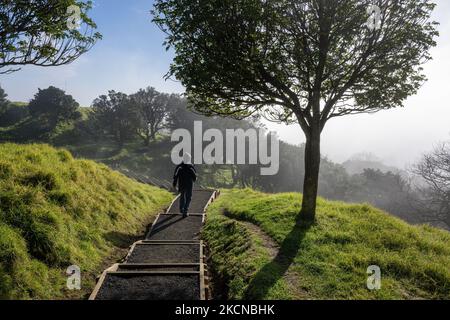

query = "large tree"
131;87;171;145
0;0;101;74
92;91;137;145
29;86;80;129
153;0;438;220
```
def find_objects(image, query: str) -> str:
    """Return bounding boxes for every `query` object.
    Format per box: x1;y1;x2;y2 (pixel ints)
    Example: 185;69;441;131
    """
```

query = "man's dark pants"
179;187;193;214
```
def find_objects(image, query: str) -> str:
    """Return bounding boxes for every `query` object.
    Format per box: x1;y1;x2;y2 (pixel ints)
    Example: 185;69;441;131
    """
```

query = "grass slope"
203;189;450;300
0;143;172;299
0;104;238;188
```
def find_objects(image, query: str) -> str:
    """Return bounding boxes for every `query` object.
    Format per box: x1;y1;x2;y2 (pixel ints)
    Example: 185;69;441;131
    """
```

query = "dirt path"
239;220;279;258
228;217;308;299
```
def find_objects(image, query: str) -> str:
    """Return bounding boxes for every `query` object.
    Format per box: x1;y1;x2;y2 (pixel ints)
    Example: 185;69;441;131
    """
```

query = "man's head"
182;152;192;164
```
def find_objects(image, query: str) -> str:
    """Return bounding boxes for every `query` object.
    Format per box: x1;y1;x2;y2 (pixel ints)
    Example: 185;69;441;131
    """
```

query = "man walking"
172;153;197;217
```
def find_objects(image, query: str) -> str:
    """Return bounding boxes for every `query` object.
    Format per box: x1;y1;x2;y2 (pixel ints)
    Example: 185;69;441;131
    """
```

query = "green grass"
0;143;172;299
203;207;294;299
203;189;450;300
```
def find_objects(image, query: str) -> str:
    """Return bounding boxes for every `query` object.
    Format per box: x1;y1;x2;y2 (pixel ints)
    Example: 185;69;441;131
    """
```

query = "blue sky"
1;0;450;167
0;0;184;107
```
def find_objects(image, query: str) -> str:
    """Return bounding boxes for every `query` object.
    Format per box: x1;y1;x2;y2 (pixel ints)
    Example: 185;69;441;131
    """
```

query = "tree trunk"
301;126;321;221
150;126;156;141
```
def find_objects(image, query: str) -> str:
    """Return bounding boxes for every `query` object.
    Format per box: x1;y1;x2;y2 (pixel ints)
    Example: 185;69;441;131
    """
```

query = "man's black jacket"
173;163;197;190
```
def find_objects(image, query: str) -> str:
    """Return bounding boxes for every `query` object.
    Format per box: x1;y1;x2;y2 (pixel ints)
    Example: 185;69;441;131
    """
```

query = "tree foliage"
0;0;101;74
153;0;438;219
131;87;171;144
28;86;80;129
91;91;138;144
0;85;9;117
154;0;437;123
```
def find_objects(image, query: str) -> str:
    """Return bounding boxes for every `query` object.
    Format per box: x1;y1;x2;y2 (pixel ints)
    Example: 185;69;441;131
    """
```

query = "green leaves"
153;0;438;219
0;0;101;74
0;85;9;117
28;86;81;131
153;0;438;127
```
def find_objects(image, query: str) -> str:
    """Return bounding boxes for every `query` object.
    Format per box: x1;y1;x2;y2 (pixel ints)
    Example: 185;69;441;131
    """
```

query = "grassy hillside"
203;189;450;300
0;143;172;299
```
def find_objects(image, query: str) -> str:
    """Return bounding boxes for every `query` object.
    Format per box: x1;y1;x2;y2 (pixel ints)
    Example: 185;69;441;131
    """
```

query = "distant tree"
166;94;194;131
0;0;101;74
154;0;438;221
28;86;80;130
0;85;9;118
412;142;450;227
0;102;30;127
92;91;137;145
318;157;349;199
352;169;412;214
131;87;171;145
